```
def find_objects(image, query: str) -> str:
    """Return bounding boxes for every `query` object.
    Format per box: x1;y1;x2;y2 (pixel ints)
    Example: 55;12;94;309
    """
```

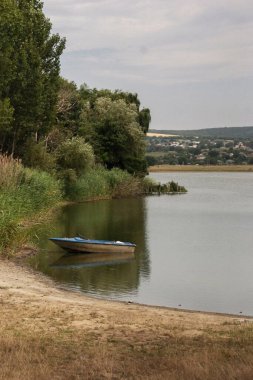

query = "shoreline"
149;164;253;172
4;254;253;320
1;257;253;378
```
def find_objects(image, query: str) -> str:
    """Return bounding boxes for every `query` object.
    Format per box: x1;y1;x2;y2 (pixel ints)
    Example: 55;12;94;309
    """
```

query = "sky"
43;0;253;130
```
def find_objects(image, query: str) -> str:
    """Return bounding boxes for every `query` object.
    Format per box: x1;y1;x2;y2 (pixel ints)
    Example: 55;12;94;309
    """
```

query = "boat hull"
49;237;136;254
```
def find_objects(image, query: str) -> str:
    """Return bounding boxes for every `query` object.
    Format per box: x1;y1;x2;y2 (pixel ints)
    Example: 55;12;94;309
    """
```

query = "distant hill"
150;126;253;139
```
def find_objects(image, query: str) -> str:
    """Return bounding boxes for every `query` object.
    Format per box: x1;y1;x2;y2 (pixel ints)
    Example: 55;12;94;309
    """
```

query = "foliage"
79;85;142;111
56;78;82;135
0;98;14;151
80;96;147;176
56;137;95;176
139;108;151;134
67;166;143;201
0;0;65;155
22;141;56;173
0;0;150;177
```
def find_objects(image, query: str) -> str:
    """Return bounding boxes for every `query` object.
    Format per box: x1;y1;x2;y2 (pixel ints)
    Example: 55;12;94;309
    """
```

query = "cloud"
44;0;253;82
43;0;253;129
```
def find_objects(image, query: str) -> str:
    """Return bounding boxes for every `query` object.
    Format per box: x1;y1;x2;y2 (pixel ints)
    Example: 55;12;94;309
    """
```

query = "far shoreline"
149;164;253;172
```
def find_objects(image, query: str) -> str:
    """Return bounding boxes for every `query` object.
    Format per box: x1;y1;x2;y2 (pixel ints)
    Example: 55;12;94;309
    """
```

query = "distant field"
147;132;178;137
149;126;253;138
149;165;253;172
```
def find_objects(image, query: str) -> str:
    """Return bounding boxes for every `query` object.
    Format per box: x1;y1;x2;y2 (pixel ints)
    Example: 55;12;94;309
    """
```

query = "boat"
49;236;136;254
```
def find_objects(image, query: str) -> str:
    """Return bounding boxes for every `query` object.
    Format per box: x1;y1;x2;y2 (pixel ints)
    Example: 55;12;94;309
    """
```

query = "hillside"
150;126;253;139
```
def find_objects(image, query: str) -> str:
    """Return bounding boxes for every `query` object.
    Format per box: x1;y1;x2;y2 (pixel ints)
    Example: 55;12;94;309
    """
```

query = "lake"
30;172;253;316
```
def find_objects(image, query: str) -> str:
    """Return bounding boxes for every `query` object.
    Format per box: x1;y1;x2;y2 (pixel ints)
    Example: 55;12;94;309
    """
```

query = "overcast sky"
43;0;253;130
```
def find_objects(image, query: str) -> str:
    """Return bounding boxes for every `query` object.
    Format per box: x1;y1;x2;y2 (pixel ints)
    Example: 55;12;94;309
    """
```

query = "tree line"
0;0;151;178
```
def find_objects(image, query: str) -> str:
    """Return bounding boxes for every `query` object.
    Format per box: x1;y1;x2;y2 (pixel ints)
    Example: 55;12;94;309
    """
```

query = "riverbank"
0;155;188;257
149;164;253;172
1;258;253;379
0;156;140;256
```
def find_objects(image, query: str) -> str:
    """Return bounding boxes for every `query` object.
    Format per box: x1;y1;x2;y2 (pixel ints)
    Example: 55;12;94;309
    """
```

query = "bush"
56;137;95;176
67;166;143;201
108;168;142;198
23;142;56;173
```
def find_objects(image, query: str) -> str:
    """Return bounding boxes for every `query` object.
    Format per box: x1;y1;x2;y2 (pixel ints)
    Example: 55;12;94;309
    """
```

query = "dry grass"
0;154;23;189
1;317;253;379
1;260;253;380
149;164;253;172
1;296;253;379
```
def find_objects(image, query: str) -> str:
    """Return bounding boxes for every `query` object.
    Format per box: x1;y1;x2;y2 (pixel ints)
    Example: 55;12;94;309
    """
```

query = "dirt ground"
1;258;253;379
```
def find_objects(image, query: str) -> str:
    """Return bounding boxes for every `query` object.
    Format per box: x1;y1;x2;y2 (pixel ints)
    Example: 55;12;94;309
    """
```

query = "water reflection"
51;252;135;269
30;197;150;296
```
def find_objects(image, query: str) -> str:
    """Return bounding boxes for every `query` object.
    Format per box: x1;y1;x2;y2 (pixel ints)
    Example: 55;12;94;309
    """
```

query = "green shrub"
23;141;56;173
68;166;143;201
56;137;95;176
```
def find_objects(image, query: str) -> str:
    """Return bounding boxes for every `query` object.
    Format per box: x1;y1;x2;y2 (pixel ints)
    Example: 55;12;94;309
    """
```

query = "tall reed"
0;154;23;189
67;166;143;201
0;154;62;254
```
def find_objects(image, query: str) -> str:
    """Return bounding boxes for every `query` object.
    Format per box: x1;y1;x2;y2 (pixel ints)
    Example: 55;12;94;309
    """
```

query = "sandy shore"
1;258;253;379
0;258;236;334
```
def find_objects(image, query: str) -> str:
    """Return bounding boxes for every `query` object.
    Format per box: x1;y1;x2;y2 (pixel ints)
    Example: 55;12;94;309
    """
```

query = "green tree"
0;98;14;151
56;78;82;136
81;97;147;176
22;140;56;172
138;108;151;133
79;85;151;134
0;0;65;155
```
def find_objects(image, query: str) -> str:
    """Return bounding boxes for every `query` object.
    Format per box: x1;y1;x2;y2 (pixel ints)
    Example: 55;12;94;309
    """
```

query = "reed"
67;167;143;201
143;177;187;194
0;154;62;254
0;154;23;189
67;167;111;201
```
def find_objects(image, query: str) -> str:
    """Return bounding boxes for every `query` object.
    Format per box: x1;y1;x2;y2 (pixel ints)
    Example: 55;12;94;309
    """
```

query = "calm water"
30;172;253;315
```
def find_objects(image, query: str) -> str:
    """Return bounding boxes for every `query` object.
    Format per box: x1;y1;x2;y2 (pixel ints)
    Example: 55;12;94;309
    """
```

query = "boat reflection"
51;252;135;269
